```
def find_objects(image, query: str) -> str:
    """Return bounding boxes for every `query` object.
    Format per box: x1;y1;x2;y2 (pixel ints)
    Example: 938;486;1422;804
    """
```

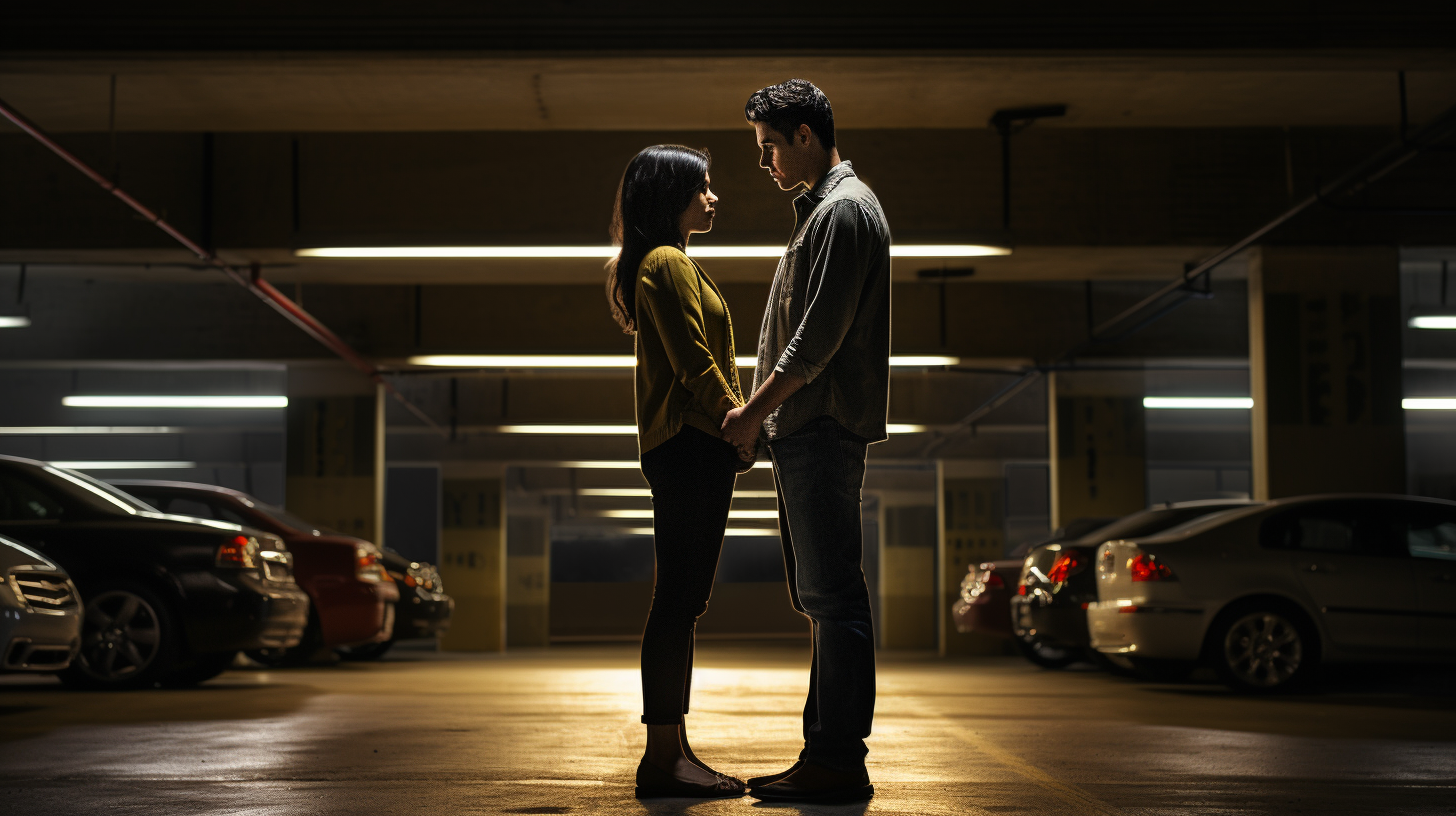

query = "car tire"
1125;656;1197;682
59;582;181;690
162;651;237;687
1013;634;1080;669
1208;602;1319;693
337;635;395;662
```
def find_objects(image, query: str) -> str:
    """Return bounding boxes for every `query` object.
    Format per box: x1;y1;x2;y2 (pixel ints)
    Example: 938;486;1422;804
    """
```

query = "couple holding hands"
605;79;891;804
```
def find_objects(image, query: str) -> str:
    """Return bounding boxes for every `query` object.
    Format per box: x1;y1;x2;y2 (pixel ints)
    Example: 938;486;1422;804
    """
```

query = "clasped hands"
721;405;760;463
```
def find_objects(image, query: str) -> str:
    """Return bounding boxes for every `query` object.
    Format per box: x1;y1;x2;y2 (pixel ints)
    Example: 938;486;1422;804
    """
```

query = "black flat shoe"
634;759;746;799
748;761;873;804
747;760;802;789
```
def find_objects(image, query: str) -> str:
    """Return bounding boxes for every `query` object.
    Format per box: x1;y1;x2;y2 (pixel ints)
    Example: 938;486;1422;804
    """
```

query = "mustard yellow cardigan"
633;246;744;454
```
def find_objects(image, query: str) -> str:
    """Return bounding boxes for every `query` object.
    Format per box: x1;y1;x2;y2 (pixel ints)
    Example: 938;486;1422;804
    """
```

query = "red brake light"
1129;553;1176;582
216;535;258;569
982;571;1005;590
1045;551;1084;583
1017;584;1027;595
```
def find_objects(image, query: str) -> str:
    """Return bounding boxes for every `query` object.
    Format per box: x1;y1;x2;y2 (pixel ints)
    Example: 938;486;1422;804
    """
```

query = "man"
721;78;891;804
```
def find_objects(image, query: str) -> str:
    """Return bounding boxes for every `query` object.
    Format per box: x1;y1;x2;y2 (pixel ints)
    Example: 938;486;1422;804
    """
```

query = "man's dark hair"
745;78;835;150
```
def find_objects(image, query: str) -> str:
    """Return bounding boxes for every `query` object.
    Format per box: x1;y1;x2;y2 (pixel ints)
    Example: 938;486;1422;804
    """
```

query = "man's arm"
720;369;804;451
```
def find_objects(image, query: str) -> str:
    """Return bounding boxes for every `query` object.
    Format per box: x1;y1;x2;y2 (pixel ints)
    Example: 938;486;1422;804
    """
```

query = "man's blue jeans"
769;415;876;773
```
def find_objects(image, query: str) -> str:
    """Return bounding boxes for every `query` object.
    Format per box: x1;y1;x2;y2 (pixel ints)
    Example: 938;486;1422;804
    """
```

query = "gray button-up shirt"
753;161;892;443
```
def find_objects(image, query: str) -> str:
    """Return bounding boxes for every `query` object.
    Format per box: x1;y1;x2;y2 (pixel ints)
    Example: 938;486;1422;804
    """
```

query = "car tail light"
981;571;1005;590
355;544;391;583
217;535;259;569
1045;551;1084;583
1129;552;1176;582
1017;584;1027;595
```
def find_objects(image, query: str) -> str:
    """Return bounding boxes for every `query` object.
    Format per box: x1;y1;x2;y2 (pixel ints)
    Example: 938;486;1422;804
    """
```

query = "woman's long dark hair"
606;144;711;334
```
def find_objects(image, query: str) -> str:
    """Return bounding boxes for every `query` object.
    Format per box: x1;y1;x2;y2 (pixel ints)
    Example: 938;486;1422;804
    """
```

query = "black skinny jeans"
639;425;739;725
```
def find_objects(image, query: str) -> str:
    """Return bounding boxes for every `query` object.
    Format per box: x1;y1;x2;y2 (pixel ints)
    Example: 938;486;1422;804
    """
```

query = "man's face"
754;121;811;191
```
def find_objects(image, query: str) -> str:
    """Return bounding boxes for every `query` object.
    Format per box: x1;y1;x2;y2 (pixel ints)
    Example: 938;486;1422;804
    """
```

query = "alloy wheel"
1223;611;1303;688
79;590;163;682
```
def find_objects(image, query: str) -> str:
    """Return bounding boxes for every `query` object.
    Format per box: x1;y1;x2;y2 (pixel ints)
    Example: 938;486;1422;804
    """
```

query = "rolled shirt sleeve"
639;252;742;423
774;200;884;384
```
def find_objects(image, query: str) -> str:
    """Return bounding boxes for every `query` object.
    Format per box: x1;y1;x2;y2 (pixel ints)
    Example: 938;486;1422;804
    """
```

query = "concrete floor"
1;642;1453;816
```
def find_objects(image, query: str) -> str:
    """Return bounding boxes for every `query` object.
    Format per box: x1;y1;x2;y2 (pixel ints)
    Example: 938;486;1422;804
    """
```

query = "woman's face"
677;174;718;239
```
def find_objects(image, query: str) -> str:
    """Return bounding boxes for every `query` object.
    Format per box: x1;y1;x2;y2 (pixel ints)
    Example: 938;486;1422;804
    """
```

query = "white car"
1088;495;1456;692
0;534;82;672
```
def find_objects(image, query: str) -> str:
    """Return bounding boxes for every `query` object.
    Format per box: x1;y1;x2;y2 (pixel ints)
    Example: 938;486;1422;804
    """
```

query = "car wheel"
60;583;180;690
337;636;395;662
1125;656;1197;682
1013;634;1079;669
161;651;237;687
1211;606;1318;693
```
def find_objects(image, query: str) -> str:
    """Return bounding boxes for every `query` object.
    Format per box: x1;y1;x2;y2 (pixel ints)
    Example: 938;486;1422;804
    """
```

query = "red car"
114;480;397;664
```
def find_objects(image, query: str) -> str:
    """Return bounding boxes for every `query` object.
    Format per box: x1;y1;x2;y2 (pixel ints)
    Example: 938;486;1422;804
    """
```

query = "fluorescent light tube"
1142;397;1254;410
1409;316;1456;330
887;424;928;434
579;488;778;498
411;354;959;369
63;396;288;408
297;245;1009;260
602;509;780;520
498;425;637;435
1404;398;1456;410
562;460;773;469
0;426;180;434
624;527;779;537
48;460;196;470
0;316;31;329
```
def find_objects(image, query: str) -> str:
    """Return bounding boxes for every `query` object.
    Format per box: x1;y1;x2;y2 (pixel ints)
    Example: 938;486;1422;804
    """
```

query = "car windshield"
252;501;342;536
1076;503;1251;544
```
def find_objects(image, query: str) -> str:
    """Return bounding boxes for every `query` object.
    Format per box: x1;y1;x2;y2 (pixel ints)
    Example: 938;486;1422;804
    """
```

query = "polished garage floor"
0;643;1452;816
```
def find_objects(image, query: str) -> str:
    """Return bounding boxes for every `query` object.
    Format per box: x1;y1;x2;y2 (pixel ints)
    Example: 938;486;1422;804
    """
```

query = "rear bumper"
182;573;311;652
951;591;1012;637
2;607;81;671
394;594;454;640
1011;595;1092;649
313;578;398;648
1087;603;1207;660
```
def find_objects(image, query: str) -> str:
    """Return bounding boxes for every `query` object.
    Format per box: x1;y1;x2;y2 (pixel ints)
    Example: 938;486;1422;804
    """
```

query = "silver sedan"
1088;494;1456;692
1;534;82;672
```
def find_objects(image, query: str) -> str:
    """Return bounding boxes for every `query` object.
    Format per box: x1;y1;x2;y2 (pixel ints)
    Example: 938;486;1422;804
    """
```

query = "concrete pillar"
439;478;505;651
285;395;379;542
1248;246;1405;498
878;501;938;650
940;469;1007;656
1048;371;1147;530
506;511;551;648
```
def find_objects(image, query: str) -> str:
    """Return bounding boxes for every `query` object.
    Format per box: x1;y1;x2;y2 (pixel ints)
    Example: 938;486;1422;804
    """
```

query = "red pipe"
0;96;445;435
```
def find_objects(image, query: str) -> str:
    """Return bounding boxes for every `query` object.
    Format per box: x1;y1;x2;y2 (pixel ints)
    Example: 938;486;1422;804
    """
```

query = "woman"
606;145;752;799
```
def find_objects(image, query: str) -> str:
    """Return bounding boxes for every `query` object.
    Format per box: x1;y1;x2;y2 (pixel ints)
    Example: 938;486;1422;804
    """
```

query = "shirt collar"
802;160;854;204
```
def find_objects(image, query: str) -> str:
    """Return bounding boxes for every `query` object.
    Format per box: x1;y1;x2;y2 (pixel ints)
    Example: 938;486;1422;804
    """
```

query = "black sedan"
0;455;310;689
1011;499;1257;674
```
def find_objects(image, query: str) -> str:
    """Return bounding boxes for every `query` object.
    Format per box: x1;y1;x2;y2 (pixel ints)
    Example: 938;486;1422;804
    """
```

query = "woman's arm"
638;251;741;424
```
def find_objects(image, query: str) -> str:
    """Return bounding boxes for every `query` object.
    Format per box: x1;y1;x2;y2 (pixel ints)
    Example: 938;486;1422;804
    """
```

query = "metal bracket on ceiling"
989;104;1068;232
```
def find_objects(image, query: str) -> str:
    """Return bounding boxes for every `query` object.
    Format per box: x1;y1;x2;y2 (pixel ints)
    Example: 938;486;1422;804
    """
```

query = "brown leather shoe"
748;761;873;803
746;760;802;789
634;759;746;799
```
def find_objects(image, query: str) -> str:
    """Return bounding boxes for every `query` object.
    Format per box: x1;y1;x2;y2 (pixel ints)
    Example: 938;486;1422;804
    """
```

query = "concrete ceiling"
2;55;1454;133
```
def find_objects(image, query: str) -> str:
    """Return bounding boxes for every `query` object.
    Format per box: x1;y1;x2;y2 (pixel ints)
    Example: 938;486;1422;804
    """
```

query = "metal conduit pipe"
921;98;1456;457
0;96;446;436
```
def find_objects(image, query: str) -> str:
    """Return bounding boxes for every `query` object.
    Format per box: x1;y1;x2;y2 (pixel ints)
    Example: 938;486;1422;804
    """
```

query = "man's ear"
796;123;814;147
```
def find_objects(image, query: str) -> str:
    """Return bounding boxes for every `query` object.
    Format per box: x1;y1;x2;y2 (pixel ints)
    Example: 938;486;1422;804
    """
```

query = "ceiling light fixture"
1142;397;1254;410
561;460;773;469
297;245;1009;260
0;315;31;329
625;527;779;537
408;355;959;369
502;423;925;435
62;396;288;409
578;488;778;499
48;460;196;470
0;426;180;434
603;508;780;520
1409;315;1456;330
1404;398;1456;410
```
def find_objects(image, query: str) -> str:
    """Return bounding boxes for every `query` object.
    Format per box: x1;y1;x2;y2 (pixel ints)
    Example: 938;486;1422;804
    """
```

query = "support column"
439;478;505;651
878;500;938;650
940;466;1007;656
1248;246;1405;498
286;395;379;542
506;510;551;647
1047;371;1147;530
